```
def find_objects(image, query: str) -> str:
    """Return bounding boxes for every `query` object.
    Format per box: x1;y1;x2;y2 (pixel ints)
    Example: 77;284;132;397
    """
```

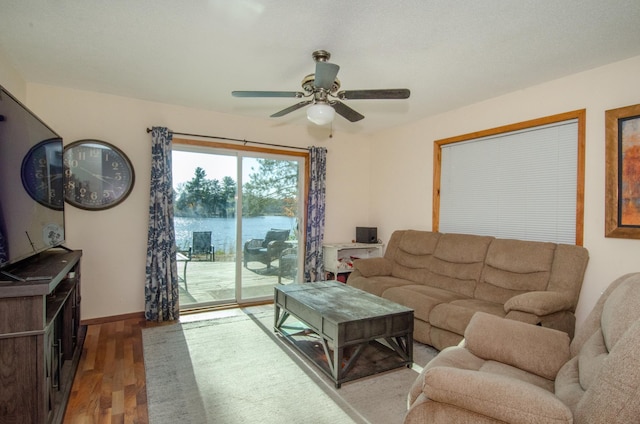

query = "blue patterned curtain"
304;146;327;282
145;127;179;321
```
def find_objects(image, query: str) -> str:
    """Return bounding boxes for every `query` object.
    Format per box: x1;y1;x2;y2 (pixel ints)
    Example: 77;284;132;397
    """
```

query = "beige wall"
0;48;26;100
23;85;372;320
4;50;640;328
369;55;640;328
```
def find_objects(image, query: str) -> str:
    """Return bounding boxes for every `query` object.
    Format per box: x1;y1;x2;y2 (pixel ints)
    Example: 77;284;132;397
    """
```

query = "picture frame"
605;103;640;239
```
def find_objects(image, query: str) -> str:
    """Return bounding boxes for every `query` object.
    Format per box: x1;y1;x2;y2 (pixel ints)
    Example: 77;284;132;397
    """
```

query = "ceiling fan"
232;50;410;125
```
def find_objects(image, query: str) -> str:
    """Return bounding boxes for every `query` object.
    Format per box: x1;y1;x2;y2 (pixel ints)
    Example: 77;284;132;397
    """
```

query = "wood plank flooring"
63;305;271;423
63;316;151;424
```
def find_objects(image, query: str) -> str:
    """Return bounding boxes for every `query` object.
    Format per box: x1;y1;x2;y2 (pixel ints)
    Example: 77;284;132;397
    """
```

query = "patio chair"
192;231;214;261
243;229;290;269
278;245;298;284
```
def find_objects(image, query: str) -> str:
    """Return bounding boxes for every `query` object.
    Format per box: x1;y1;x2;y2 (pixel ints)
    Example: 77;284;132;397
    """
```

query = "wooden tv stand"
0;248;83;424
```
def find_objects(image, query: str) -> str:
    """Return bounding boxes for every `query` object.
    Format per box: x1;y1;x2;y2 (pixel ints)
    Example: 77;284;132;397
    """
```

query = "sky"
171;150;259;188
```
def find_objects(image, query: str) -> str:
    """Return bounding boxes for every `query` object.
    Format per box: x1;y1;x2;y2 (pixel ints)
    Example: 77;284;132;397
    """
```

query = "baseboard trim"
81;300;275;325
81;311;145;326
180;299;273;315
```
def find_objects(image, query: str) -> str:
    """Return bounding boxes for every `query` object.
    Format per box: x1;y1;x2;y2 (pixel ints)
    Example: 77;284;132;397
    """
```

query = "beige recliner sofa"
405;272;640;424
347;230;589;350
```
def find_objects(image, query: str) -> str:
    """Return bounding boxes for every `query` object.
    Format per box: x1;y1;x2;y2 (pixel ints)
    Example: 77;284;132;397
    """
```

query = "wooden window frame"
432;109;586;246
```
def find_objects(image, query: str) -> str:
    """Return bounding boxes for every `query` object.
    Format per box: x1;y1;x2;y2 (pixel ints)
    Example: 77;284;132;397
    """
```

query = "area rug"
142;310;438;424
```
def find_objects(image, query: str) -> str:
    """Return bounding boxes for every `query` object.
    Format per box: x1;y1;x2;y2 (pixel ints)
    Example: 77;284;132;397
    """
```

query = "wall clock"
20;138;65;210
63;139;135;210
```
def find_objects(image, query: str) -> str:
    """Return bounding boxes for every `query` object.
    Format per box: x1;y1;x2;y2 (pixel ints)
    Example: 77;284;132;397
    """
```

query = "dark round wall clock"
63;139;135;210
20;138;65;210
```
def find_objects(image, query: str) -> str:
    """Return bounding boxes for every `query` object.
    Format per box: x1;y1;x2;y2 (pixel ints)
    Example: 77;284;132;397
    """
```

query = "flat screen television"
0;85;65;277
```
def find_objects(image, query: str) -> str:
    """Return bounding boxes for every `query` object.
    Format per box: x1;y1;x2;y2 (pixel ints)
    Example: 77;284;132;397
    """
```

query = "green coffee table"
274;281;414;388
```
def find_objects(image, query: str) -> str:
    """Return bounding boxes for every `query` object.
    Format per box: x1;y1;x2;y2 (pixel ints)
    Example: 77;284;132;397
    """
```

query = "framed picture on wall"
605;103;640;239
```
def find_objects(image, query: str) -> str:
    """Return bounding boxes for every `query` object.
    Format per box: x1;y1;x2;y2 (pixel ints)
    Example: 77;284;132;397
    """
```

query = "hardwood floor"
63;305;271;423
63;316;151;424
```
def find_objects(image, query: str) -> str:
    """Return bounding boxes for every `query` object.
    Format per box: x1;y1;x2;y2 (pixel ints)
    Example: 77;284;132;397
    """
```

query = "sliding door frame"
173;137;309;305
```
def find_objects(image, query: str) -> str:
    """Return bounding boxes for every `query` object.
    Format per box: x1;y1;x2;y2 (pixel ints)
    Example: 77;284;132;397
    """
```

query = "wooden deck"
178;259;298;309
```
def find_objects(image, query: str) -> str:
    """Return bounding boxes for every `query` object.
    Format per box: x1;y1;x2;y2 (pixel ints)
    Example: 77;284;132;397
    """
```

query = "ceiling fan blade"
331;101;365;122
314;62;340;90
337;88;410;100
232;91;304;98
270;100;312;117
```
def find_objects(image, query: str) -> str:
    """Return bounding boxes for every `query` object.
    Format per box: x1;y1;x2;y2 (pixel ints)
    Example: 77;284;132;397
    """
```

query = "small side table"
322;242;384;280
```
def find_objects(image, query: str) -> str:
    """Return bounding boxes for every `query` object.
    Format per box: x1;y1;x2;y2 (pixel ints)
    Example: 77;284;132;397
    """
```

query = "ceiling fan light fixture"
307;102;335;125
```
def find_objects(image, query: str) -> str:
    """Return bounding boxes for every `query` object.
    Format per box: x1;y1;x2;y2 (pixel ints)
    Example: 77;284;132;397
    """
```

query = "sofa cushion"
409;345;487;406
554;356;583;413
383;284;466;322
347;274;415;297
601;277;640;350
475;239;556;304
429;328;465;350
479;361;555;393
573;277;640;392
425;233;493;297
391;230;440;283
423;367;573;424
465;312;571;380
555;274;640;421
430;299;506;335
396;230;441;256
574;319;640;423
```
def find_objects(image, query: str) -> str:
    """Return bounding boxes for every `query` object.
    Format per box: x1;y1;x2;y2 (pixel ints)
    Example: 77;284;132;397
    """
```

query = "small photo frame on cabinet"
605;103;640;239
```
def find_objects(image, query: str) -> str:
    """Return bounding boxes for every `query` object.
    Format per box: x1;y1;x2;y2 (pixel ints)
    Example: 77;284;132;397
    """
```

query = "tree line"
173;159;298;218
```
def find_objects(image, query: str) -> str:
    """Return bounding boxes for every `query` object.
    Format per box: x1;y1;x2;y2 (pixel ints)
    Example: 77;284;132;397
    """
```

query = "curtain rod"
145;128;310;152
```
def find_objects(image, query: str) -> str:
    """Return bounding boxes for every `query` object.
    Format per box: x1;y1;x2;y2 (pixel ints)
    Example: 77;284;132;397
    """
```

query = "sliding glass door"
240;154;302;300
172;142;305;310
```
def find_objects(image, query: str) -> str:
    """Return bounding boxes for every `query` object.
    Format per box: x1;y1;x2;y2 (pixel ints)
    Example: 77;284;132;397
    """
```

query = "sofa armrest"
423;366;572;424
504;291;574;316
351;257;392;277
464;312;570;380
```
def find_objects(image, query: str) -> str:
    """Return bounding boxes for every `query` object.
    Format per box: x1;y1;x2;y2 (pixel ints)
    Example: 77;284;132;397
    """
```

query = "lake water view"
174;216;297;256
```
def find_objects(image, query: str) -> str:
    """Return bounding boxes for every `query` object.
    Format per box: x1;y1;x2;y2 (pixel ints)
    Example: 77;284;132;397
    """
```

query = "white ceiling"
2;0;640;135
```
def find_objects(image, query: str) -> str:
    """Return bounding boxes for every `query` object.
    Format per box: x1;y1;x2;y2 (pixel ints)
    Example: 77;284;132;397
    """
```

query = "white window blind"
439;119;578;244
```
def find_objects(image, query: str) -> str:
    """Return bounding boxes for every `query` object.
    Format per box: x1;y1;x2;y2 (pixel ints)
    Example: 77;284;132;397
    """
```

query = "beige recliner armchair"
405;272;640;424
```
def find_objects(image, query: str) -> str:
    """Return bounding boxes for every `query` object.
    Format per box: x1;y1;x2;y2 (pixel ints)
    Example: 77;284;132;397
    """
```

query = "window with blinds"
434;110;585;245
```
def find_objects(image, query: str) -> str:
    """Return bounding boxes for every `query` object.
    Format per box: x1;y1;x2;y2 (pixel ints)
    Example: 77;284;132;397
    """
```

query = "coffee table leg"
341;343;365;376
334;347;344;388
319;340;372;388
318;338;344;388
273;304;290;331
385;335;412;363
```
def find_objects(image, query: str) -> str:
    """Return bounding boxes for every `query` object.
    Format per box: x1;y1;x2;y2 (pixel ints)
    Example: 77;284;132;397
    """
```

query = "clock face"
63;140;135;210
20;138;65;210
